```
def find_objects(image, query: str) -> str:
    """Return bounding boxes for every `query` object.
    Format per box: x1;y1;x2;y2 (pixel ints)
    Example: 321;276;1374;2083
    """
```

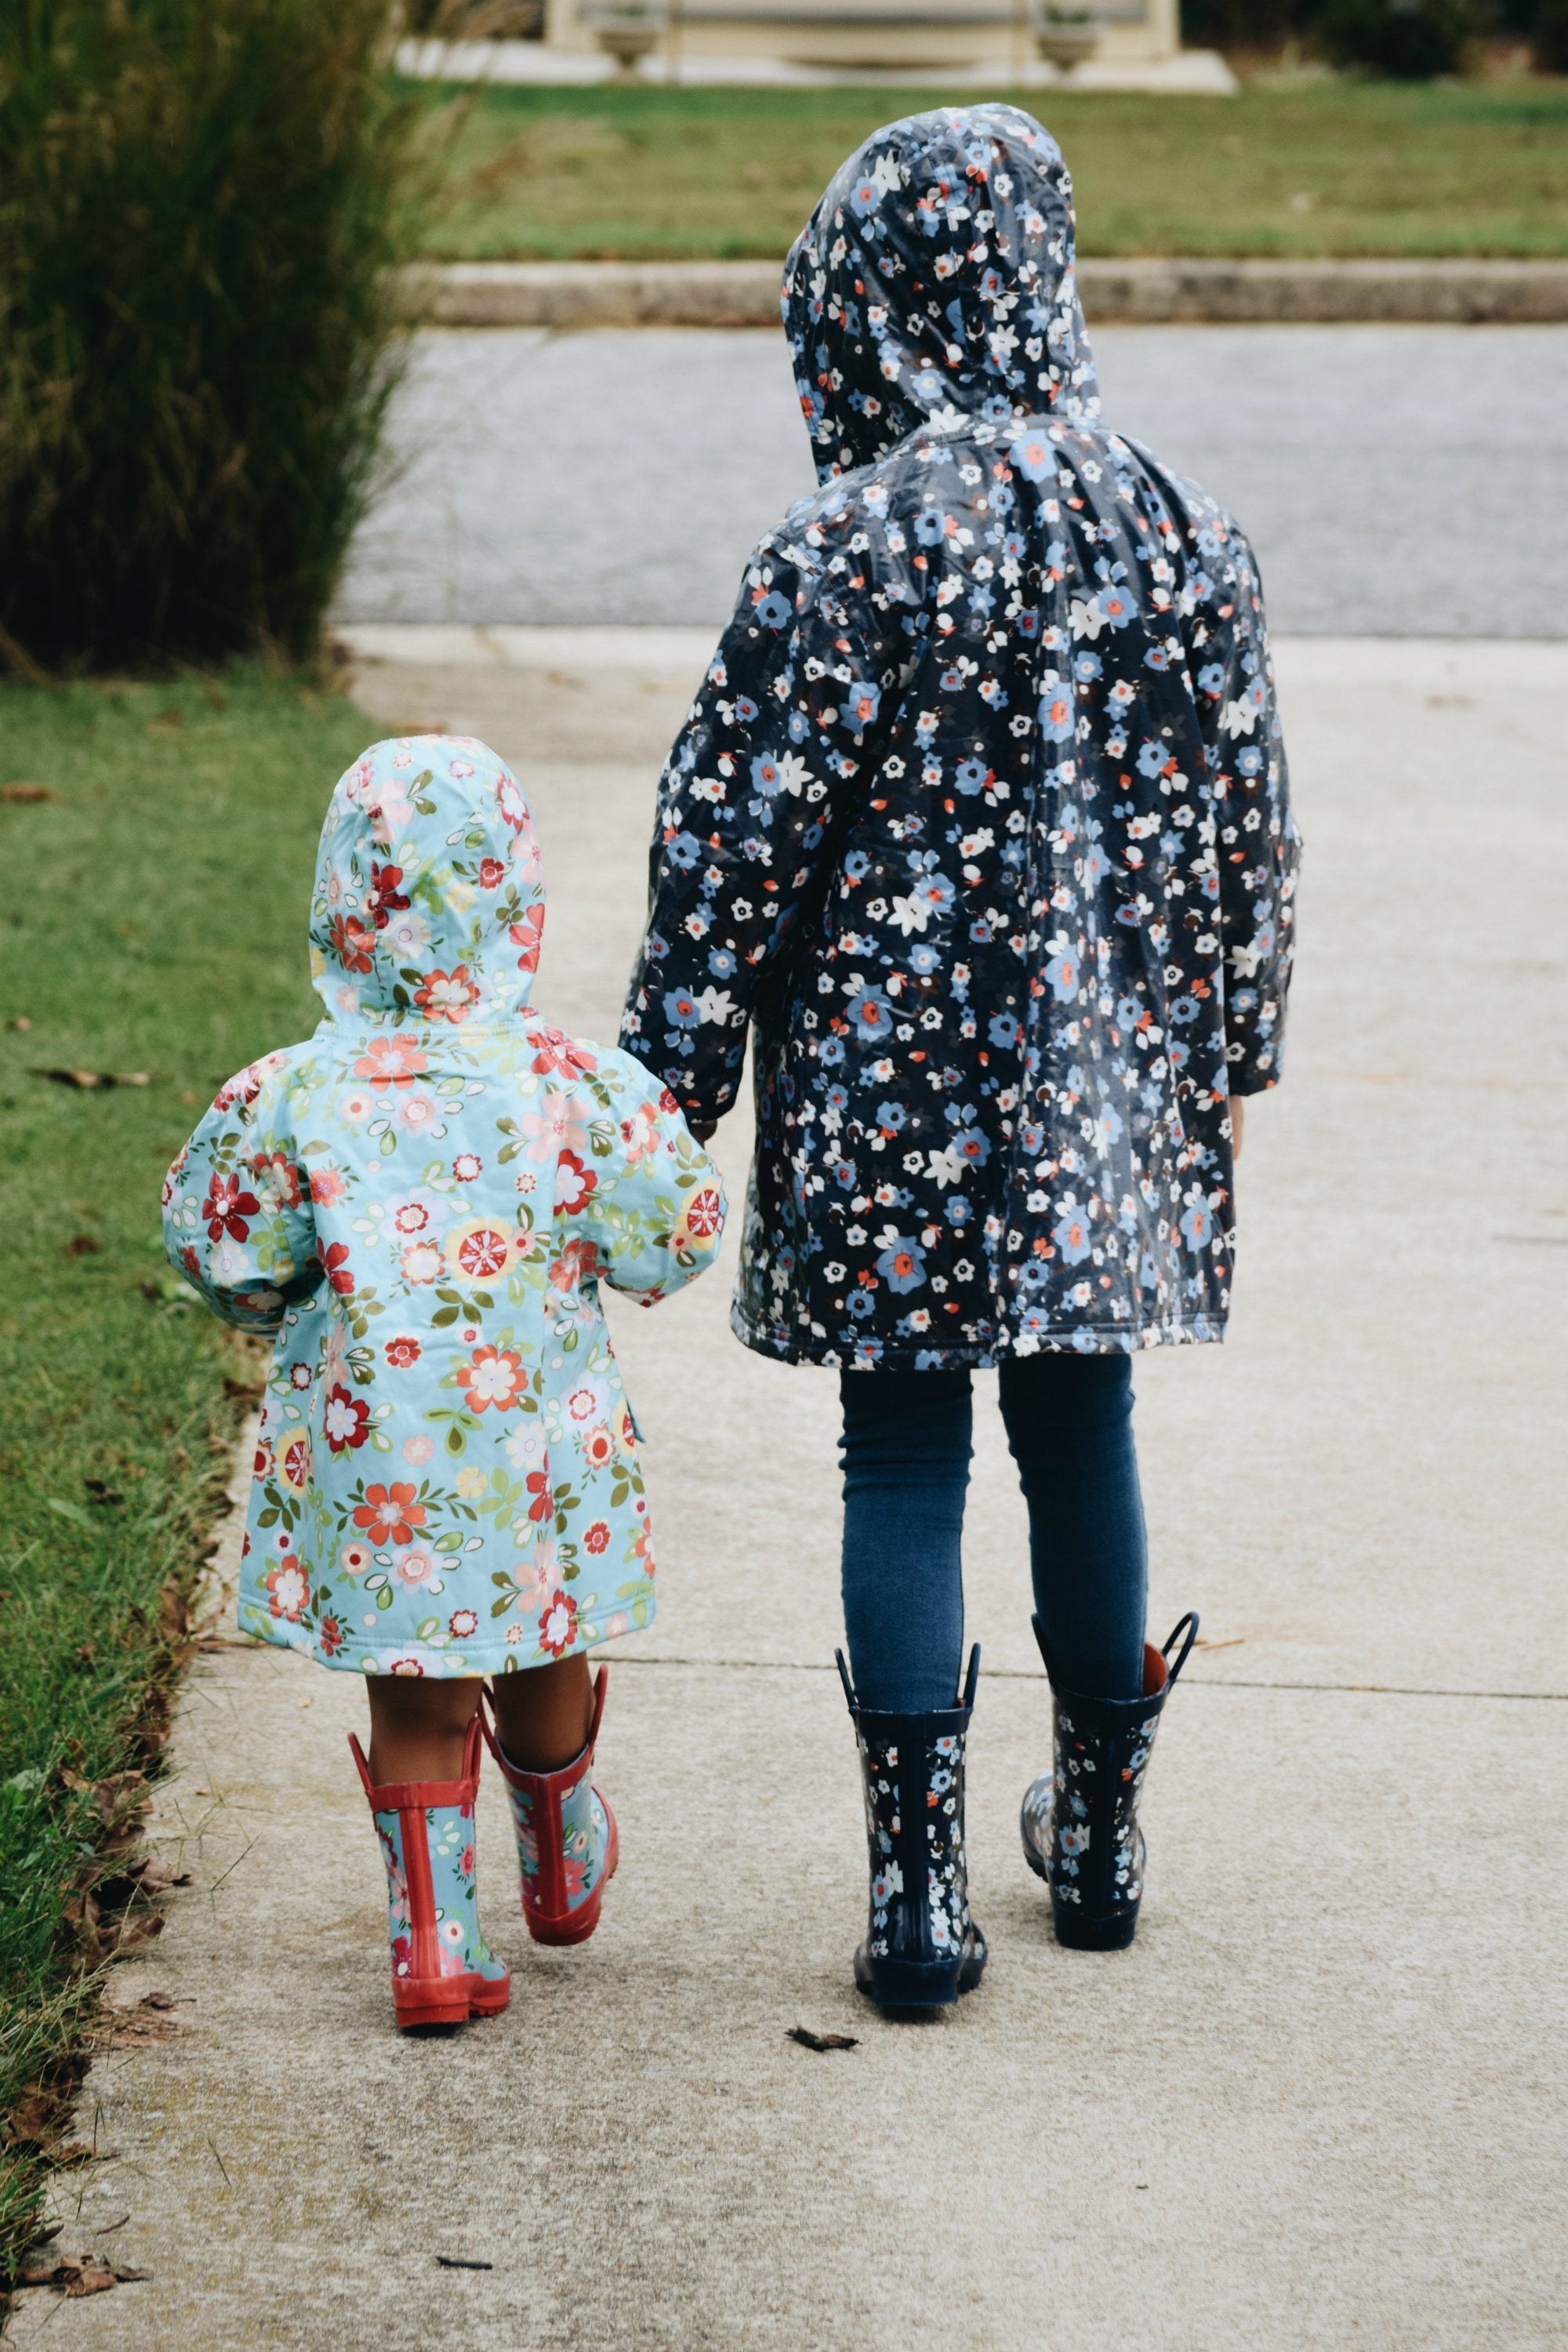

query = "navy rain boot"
837;1646;987;2009
1020;1613;1200;1951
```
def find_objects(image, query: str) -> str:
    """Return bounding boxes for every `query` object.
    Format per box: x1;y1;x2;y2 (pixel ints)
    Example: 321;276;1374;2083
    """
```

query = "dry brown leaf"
1;781;51;802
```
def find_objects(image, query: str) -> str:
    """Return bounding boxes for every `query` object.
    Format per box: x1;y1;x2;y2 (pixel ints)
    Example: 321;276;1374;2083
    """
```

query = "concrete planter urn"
581;3;663;78
1033;8;1102;71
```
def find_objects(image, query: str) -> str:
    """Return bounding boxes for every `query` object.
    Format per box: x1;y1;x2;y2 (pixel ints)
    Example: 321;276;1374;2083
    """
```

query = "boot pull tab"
962;1644;981;1711
1161;1612;1200;1685
834;1648;858;1715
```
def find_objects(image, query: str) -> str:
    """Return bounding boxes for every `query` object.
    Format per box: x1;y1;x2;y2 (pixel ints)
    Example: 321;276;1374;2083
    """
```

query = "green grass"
412;74;1568;260
0;671;371;2272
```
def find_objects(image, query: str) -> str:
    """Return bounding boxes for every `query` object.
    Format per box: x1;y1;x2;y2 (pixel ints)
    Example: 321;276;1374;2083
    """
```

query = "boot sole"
394;1972;511;2031
855;1949;987;2009
524;1812;619;1947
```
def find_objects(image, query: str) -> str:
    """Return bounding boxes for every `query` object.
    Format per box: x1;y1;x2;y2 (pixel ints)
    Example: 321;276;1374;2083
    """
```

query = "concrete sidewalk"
18;637;1568;2348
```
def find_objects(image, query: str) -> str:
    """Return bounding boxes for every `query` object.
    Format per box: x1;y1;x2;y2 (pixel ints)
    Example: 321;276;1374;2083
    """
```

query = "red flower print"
384;1335;422;1369
554;1151;597;1214
278;1432;312;1493
510;904;545;975
309;1166;347;1207
323;1384;370;1454
453;1224;510;1280
263;1557;310;1624
321;1241;354;1296
366;862;409;929
479;858;506;890
386;1657;424;1678
456;1345;525;1414
530;1025;597;1079
536;1590;578;1658
202;1171;260;1243
318;1617;344;1657
525;1470;553;1523
685;1187;723;1238
330;913;376;975
353;1482;425;1546
659;1087;679;1115
452;1152;482;1182
584;1520;611;1555
354;1035;426;1091
413;966;480;1024
448;1608;479;1639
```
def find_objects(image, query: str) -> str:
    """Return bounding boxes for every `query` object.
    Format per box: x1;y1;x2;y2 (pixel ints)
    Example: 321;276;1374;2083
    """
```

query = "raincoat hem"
728;1301;1225;1370
234;1603;655;1678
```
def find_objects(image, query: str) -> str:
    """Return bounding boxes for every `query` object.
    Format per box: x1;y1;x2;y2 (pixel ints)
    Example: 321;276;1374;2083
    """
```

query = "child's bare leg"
489;1653;593;1771
365;1677;481;1783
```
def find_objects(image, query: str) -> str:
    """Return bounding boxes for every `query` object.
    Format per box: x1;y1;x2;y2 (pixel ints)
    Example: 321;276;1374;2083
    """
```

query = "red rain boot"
479;1668;619;1947
349;1715;512;2031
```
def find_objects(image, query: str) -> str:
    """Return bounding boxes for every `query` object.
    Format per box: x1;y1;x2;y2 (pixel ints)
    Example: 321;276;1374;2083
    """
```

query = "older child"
166;736;724;2028
622;105;1298;2007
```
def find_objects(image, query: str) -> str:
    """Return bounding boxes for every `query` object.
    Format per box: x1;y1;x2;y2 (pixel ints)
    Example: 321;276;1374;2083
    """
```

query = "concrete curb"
409;256;1568;329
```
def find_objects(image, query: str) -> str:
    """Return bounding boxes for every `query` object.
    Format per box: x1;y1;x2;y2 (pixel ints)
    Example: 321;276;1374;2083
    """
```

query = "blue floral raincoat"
164;738;724;1677
622;103;1300;1370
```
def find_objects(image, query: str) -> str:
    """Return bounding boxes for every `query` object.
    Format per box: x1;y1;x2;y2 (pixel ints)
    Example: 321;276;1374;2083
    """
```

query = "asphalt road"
337;323;1568;637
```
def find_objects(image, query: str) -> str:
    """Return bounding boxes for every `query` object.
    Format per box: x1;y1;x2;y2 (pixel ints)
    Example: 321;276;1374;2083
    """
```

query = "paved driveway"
338;323;1568;636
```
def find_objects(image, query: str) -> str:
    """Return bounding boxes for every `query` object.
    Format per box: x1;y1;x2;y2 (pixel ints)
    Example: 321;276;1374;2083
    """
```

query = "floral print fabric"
375;1795;510;1991
622;103;1300;1370
164;736;725;1677
857;1723;979;1965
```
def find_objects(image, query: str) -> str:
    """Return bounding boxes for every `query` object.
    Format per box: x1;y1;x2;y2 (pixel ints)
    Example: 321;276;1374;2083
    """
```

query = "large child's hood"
781;101;1101;485
310;735;546;1030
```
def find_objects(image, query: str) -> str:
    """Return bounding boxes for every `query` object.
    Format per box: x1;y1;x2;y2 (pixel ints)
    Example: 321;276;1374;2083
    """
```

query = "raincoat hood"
782;102;1101;485
310;735;546;1029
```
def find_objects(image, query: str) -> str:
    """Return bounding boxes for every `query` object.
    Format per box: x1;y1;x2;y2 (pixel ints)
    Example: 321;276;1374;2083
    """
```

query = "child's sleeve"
575;1051;727;1305
619;527;893;1128
1184;511;1302;1097
161;1052;321;1334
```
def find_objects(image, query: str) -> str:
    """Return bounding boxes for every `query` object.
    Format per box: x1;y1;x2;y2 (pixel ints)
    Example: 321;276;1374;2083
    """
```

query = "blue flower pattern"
622;104;1301;1368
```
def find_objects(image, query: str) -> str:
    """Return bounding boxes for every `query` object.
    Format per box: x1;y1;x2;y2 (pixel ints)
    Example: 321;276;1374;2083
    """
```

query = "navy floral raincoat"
621;103;1301;1369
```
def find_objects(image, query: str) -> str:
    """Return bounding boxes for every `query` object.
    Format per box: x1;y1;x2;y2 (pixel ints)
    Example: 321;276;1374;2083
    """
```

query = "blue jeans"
838;1357;1148;1712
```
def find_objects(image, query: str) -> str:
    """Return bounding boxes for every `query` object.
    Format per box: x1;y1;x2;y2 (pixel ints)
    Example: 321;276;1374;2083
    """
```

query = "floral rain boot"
1020;1612;1200;1951
478;1668;618;1947
348;1714;511;2031
836;1646;987;2010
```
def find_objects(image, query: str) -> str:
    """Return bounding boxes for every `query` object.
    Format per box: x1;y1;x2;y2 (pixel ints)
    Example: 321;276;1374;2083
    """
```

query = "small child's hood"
310;735;546;1031
782;101;1100;484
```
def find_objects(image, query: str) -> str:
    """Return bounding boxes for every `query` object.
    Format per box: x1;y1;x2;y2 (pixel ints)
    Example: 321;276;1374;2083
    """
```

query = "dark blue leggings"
839;1357;1147;1712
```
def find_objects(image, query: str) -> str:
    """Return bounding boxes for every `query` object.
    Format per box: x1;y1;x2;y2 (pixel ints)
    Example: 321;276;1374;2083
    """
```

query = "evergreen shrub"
0;0;428;669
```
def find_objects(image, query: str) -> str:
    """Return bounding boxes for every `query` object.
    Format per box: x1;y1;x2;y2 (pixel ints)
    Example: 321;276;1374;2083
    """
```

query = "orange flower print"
525;1469;553;1523
353;1483;426;1546
530;1026;597;1080
456;1345;525;1413
318;1616;344;1657
580;1425;615;1473
354;1035;427;1090
413;966;480;1024
510;903;545;975
451;1222;510;1281
321;1241;354;1297
263;1554;310;1623
383;1334;422;1369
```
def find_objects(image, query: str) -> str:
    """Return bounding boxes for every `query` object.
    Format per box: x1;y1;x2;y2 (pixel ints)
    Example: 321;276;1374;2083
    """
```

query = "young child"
622;105;1298;2007
165;735;724;2029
